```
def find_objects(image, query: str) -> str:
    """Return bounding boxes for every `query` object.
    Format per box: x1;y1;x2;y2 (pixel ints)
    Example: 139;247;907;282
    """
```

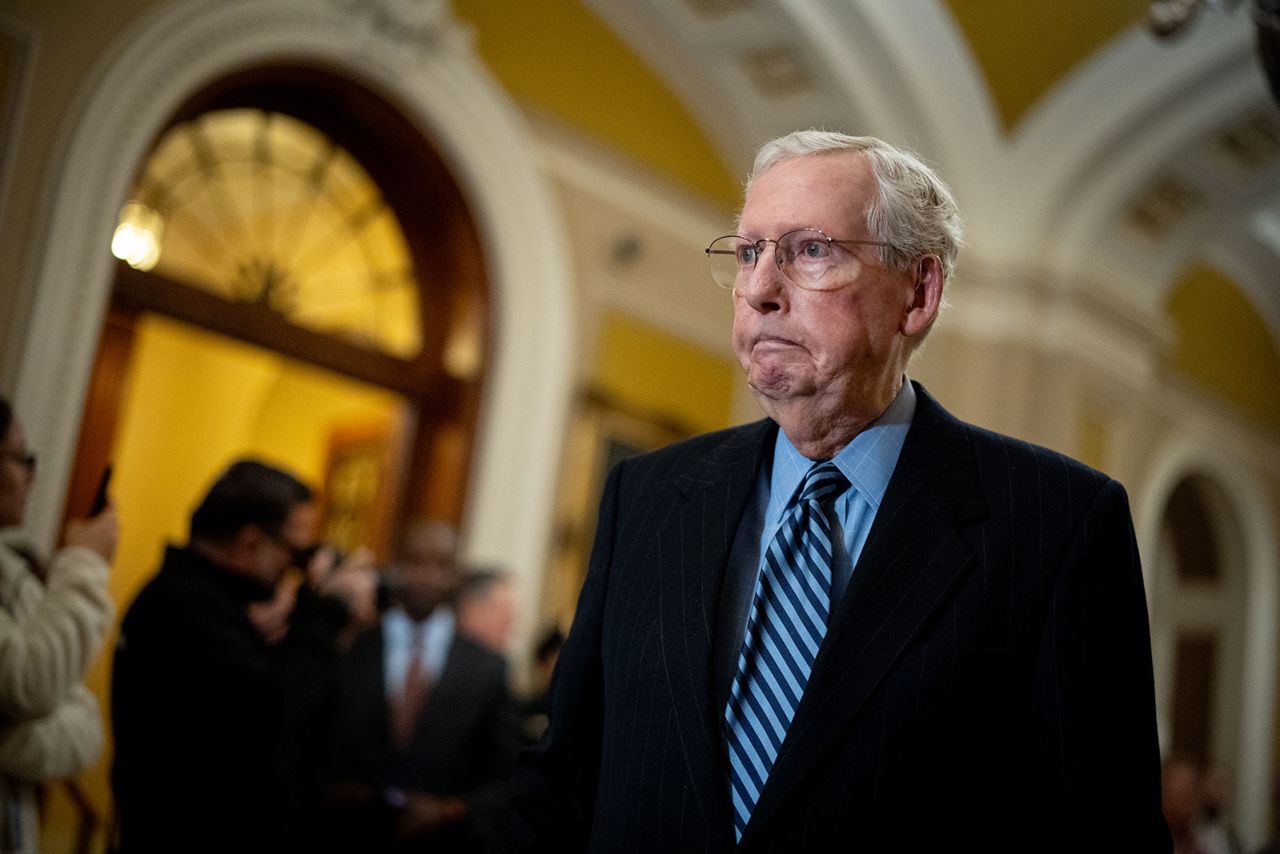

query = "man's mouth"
753;335;801;350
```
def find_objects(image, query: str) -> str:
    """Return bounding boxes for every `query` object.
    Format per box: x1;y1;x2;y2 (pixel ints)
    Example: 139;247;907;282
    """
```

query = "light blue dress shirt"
715;379;918;716
382;605;455;699
753;379;916;606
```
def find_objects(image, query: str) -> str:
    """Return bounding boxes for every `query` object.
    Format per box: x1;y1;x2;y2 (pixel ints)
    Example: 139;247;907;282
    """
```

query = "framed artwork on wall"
320;410;411;561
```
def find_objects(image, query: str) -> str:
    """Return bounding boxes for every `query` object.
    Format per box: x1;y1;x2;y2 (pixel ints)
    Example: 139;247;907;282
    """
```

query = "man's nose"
737;244;786;313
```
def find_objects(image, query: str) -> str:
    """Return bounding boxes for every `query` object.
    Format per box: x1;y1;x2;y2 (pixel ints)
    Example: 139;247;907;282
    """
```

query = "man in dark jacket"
112;459;375;854
497;131;1169;851
321;520;521;854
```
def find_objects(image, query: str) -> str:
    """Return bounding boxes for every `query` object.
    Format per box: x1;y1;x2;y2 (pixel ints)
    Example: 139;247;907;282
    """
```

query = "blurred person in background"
111;459;376;854
1164;758;1206;854
456;568;516;655
322;520;520;854
1198;762;1242;854
0;396;117;854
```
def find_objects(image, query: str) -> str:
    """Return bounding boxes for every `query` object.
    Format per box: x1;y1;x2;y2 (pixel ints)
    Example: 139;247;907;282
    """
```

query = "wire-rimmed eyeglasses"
705;228;891;291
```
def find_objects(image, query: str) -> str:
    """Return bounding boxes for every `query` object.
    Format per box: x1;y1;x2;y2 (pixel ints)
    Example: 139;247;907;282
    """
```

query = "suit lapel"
650;420;773;832
741;385;989;844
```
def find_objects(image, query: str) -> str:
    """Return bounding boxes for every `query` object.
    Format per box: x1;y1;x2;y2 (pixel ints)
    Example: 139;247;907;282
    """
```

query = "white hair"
747;130;964;285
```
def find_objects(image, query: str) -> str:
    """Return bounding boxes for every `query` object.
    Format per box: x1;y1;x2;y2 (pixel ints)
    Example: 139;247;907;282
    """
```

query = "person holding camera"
111;459;375;854
0;396;117;854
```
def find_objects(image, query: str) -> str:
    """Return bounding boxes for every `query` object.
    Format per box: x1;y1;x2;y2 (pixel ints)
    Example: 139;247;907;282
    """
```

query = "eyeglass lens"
706;230;844;291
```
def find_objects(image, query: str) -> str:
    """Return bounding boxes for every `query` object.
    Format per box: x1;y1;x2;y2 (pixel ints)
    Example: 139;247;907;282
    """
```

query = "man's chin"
747;365;813;401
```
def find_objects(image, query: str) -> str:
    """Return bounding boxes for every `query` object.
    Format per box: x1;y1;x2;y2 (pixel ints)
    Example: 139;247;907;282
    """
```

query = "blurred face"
236;502;317;591
393;522;460;621
459;580;516;654
732;152;920;430
1162;762;1201;831
0;420;35;528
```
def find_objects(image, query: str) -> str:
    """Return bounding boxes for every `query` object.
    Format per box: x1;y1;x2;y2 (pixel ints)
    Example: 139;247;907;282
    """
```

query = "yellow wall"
1165;264;1280;436
594;311;736;435
75;313;401;819
1077;397;1111;472
452;0;740;210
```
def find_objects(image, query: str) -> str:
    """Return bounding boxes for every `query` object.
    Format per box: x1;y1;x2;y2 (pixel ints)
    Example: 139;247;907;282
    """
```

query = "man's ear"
901;255;944;338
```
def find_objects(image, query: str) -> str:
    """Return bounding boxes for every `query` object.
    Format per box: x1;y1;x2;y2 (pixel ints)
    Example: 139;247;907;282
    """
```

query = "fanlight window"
112;109;421;359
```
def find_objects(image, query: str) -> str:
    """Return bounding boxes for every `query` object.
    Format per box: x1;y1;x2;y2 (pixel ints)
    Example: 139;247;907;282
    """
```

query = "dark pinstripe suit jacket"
500;383;1170;852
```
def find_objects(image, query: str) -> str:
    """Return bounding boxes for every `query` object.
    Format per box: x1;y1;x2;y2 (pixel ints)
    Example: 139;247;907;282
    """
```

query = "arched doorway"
1152;473;1247;768
66;65;489;546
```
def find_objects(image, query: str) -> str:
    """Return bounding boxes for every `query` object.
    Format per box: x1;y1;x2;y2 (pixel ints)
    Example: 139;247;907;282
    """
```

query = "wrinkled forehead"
738;151;875;235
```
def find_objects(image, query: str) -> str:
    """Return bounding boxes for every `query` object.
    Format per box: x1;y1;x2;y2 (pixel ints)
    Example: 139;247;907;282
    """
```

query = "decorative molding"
941;259;1171;388
1027;25;1260;279
1203;229;1280;339
534;116;732;245
534;116;736;358
327;0;468;57
843;0;1004;214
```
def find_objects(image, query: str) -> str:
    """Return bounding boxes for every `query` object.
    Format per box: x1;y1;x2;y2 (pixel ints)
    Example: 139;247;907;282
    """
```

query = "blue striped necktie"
725;460;848;840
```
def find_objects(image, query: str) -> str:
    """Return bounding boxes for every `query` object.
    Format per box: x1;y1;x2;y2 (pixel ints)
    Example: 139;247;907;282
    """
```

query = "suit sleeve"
1027;478;1171;851
493;462;624;852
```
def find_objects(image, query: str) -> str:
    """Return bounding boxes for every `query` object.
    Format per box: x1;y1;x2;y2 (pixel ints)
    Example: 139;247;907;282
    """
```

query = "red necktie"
389;628;431;749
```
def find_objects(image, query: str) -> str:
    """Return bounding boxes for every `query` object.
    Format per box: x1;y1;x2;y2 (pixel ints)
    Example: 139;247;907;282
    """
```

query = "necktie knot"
798;461;847;504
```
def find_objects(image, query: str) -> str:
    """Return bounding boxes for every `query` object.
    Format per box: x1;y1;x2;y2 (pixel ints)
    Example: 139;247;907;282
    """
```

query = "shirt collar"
768;379;916;518
385;604;455;644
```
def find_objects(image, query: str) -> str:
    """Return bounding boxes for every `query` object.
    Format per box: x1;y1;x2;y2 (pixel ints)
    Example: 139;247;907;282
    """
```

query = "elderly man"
499;131;1169;851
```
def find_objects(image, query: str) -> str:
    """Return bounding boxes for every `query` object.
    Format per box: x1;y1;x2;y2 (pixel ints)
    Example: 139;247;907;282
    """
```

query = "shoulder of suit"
122;549;240;630
944;410;1117;505
911;383;1117;497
